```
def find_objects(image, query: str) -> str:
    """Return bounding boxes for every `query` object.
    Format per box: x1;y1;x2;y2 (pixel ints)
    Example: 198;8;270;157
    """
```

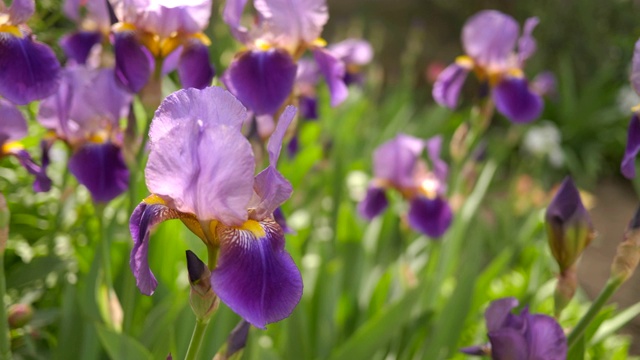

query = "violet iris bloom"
0;0;60;105
38;66;131;203
433;10;542;123
60;0;111;65
621;39;640;179
222;0;348;117
129;87;303;329
358;134;453;238
110;0;215;92
0;100;51;192
460;298;567;359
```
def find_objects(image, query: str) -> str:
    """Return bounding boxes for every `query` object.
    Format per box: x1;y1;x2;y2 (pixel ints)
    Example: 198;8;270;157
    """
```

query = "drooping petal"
631;39;640;96
113;31;153;93
373;134;424;188
60;31;103;64
484;297;519;332
622;114;640;179
223;49;297;115
517;17;539;65
488;328;528;360
357;185;388;220
211;218;303;329
328;39;374;65
462;10;519;69
0;35;60;105
407;196;453;238
526;314;567;360
0;99;27;144
254;0;328;46
493;76;543;123
273;207;294;234
222;0;249;42
8;0;34;24
312;47;348;107
68;143;130;203
177;41;215;90
12;149;51;192
432;62;470;109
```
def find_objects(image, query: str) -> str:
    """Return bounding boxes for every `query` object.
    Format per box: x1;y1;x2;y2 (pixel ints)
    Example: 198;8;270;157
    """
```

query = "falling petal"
68;143;129;203
60;31;103;64
312;47;348;107
407;196;453;238
358;186;388;220
493;76;543;123
113;31;153;93
177;41;215;89
432;63;469;109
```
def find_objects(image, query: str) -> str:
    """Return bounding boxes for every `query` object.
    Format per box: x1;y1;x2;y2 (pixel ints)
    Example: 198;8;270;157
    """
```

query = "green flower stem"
184;318;209;360
0;254;10;360
566;277;623;350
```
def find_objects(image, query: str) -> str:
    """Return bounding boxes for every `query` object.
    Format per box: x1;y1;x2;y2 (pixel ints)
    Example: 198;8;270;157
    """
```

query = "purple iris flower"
433;10;543;123
129;86;303;329
0;0;60;105
222;0;348;116
60;0;111;65
38;65;131;203
621;39;640;179
358;134;453;238
0;99;51;192
460;298;567;359
109;0;215;92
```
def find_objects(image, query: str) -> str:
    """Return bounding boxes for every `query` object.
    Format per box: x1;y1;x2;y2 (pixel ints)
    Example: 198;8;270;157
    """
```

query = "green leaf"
591;301;640;344
566;335;584;360
95;324;153;360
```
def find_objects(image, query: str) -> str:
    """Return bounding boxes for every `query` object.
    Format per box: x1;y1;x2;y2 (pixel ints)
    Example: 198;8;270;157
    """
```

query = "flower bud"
610;206;640;283
8;303;33;329
545;177;595;273
186;250;219;322
213;320;251;360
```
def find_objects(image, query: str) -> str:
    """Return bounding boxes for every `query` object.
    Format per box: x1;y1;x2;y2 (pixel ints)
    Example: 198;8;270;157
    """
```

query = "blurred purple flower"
433;10;543;123
60;0;111;65
358;134;453;238
38;65;131;202
0;0;60;105
621;39;640;179
460;298;567;360
129;87;302;329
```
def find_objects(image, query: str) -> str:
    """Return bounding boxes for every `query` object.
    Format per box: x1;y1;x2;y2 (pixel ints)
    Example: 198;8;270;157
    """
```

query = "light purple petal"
63;0;110;31
177;41;215;89
254;0;328;45
622;114;640;179
526;314;567;360
488;328;528;360
432;62;470;109
462;10;519;69
493;76;543;123
60;31;103;64
223;49;297;115
0;36;61;105
211;218;303;329
267;105;296;164
312;47;348;107
0;99;27;144
459;345;488;356
373;134;424;188
296;58;320;87
113;31;153;93
632;39;640;96
252;166;293;220
531;71;557;98
68;143;129;203
8;0;34;24
328;39;373;65
357;186;388;220
407;196;453;238
425;135;448;186
13;149;51;192
484;297;519;332
518;17;539;64
222;0;249;42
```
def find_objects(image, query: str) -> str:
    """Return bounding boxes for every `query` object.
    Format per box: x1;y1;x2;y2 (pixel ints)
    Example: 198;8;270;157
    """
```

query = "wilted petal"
212;218;303;329
358;186;388;220
493;76;543;123
432;63;469;109
488;328;528;360
0;36;60;105
177;41;215;89
484;297;519;332
223;49;297;115
254;0;328;45
518;17;539;64
68;143;129;203
373;134;424;188
329;39;373;65
312;47;348;107
462;10;518;69
622;114;640;179
407;196;453;238
60;31;103;64
0;99;27;144
113;31;153;93
8;0;34;24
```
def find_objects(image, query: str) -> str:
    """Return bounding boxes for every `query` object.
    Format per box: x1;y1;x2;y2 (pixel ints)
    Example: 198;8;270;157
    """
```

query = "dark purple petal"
459;345;488;356
13;149;51;192
407;196;453;238
358;186;388;220
287;134;299;158
273;207;294;234
493;77;543;123
517;17;539;64
299;95;318;119
0;35;60;105
373;134;424;188
484;297;519;332
622;114;640;179
59;31;102;64
462;10;518;69
546;177;591;228
211;218;303;329
223;49;297;115
8;0;34;24
178;41;215;90
632;39;640;96
432;63;470;109
312;47;348;107
526;314;567;360
113;31;153;93
68;143;129;203
0;99;27;144
488;328;528;360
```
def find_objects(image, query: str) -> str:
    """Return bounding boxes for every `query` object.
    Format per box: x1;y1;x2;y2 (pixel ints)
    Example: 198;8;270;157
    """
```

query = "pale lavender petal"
531;71;557;98
632;39;640;96
488;329;528;360
254;0;328;45
493;77;543;123
328;39;373;65
223;49;297;116
518;17;539;64
211;219;303;329
484;297;519;332
357;186;388;220
312;47;348;107
13;149;51;192
8;0;34;24
68;143;129;203
222;0;249;42
622;114;640;179
162;45;182;75
462;10;519;69
63;0;110;31
526;314;567;360
432;63;470;109
425;136;448;184
177;41;215;89
0;36;60;105
267;105;296;164
113;31;153;93
0;99;27;144
296;58;320;87
252;166;292;220
60;31;103;64
373;134;424;188
407;196;453;238
142;0;212;38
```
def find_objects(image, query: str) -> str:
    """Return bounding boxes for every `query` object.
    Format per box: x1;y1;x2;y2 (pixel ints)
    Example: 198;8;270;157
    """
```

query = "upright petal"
518;17;539;64
212;218;303;329
222;0;249;42
407;196;453;238
526;314;567;360
622;114;640;179
177;41;215;89
0;36;60;105
8;0;34;24
328;39;374;65
493;77;543;123
484;297;519;332
462;10;519;69
358;185;388;220
631;39;640;96
223;49;297;115
113;31;153;93
136;0;212;38
267;105;296;164
0;99;27;144
312;47;348;107
60;31;103;64
254;0;328;46
373;134;424;188
425;135;448;184
68;143;130;203
432;62;470;109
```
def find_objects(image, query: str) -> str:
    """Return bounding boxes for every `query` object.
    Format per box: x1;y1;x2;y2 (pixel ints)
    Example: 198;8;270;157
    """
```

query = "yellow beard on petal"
236;219;266;238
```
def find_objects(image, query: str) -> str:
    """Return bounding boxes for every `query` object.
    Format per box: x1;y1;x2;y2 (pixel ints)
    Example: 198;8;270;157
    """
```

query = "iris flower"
433;10;542;123
0;0;60;105
222;0;348;117
358;134;453;238
129;86;303;329
110;0;215;92
621;39;640;179
0;99;51;192
38;66;131;203
460;297;567;359
60;0;111;65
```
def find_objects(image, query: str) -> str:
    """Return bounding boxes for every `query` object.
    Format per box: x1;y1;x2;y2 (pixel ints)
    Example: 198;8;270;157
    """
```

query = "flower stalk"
0;195;11;360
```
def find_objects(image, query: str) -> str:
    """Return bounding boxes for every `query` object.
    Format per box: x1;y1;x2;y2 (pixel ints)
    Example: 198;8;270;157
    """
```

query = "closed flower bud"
8;303;33;329
186;251;219;322
610;206;640;283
